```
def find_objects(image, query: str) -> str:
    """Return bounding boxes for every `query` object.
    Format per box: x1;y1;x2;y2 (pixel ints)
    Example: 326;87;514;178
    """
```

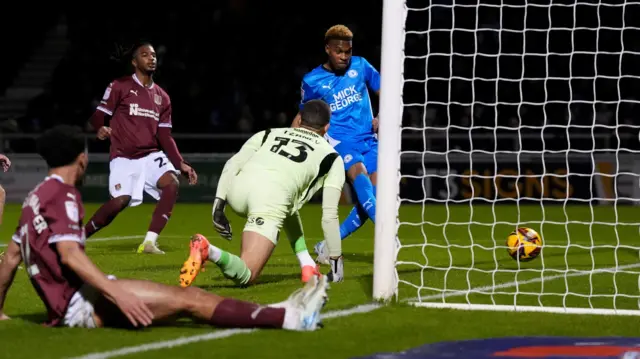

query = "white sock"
208;245;222;262
296;250;315;268
281;307;301;330
144;232;158;246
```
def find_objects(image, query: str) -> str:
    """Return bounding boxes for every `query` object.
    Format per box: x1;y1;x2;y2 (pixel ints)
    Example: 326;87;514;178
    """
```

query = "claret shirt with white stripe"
97;74;172;160
11;175;86;327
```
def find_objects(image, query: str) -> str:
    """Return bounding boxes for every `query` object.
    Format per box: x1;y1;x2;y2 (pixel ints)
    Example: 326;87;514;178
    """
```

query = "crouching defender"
0;125;328;331
179;100;346;287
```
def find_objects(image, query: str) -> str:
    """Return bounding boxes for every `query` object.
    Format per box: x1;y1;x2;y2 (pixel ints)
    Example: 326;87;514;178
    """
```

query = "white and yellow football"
506;227;542;262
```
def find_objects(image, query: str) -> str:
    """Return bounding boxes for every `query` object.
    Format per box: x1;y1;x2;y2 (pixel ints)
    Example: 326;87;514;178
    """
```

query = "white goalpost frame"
373;0;406;302
373;0;640;314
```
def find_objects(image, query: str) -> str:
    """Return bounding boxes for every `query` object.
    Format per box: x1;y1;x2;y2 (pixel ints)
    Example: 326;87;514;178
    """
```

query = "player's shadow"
343;251;374;264
88;242;144;253
15;312;48;324
197;272;303;290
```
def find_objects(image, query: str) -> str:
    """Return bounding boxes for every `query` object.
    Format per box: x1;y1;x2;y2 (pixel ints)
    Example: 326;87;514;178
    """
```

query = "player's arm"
212;131;265;239
55;241;153;327
56;241;124;299
0;239;22;320
49;196;153;327
363;58;382;130
363;57;381;96
321;156;346;258
91;81;122;139
157;102;197;185
0;154;11;172
215;130;264;200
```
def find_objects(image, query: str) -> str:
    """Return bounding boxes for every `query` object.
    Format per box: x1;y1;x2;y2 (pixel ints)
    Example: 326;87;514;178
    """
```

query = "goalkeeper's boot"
301;264;321;283
313;240;330;265
137;241;165;255
327;256;344;283
280;275;329;331
179;234;210;287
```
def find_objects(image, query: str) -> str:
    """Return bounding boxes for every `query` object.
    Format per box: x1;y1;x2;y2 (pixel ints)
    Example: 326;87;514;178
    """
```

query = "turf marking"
68;304;383;359
67;262;638;359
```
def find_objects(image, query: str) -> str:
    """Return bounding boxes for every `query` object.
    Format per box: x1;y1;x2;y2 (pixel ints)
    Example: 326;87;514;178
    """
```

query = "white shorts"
109;151;179;207
63;275;116;328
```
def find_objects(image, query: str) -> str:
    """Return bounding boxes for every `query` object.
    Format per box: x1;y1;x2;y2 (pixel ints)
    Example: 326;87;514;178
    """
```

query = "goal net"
374;0;640;315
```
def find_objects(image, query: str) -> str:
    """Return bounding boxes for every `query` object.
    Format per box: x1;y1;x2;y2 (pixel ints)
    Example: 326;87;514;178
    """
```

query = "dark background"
1;1;639;155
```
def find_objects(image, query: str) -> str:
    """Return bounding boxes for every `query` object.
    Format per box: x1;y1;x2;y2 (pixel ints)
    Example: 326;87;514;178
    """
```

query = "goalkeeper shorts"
226;174;290;245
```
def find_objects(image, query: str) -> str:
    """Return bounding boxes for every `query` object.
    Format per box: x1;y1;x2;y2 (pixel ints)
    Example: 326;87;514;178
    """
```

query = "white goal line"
409;262;640;315
70;259;636;359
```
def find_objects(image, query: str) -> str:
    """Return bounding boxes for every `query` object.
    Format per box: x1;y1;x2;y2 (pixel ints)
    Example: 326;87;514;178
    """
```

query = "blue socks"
339;174;376;240
339;201;367;239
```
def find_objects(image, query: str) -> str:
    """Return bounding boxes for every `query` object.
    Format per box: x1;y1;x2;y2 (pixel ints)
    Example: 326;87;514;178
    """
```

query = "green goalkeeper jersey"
216;127;345;212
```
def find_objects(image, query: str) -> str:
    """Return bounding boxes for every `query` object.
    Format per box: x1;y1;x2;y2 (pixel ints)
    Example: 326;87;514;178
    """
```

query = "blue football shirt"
299;56;380;142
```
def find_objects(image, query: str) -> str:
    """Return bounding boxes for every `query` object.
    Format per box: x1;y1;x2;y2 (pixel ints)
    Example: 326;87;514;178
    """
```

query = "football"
506;227;542;262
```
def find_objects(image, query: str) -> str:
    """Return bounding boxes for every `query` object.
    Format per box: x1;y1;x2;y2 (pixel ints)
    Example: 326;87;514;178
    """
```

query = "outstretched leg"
84;195;131;238
338;171;378;240
180;231;275;287
138;171;179;254
282;212;319;282
316;169;378;265
94;276;328;331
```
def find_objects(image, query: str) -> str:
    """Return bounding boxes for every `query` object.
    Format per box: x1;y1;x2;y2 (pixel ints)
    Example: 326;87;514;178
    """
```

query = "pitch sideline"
2;234;637;357
67;264;634;359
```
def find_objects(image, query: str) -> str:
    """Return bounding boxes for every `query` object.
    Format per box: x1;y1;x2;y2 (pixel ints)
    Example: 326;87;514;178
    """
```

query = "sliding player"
292;25;381;265
180;100;345;287
85;41;197;254
0;125;328;331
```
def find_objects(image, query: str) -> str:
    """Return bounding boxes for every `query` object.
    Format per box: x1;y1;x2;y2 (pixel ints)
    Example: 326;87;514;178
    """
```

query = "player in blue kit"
292;25;381;267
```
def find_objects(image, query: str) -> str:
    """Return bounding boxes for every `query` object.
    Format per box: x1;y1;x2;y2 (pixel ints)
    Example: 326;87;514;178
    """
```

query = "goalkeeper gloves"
212;197;232;240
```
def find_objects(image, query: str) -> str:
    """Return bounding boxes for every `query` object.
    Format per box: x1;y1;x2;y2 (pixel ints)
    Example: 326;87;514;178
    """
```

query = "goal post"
373;0;640;314
373;0;406;302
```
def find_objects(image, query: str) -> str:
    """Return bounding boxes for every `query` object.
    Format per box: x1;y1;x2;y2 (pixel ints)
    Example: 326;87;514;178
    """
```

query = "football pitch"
1;203;639;359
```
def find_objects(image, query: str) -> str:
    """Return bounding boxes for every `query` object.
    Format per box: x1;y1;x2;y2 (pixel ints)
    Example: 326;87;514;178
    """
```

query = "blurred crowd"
1;1;639;151
7;2;382;135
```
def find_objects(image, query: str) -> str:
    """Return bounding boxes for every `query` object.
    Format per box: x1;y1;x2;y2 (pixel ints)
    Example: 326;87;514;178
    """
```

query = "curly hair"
325;25;353;43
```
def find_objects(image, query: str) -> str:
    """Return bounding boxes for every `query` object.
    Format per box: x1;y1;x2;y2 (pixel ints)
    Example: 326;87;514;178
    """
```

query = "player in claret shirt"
0;125;328;331
0;153;10;226
86;41;197;254
0;153;11;263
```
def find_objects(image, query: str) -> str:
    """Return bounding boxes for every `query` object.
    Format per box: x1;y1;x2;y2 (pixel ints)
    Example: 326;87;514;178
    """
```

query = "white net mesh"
397;0;640;313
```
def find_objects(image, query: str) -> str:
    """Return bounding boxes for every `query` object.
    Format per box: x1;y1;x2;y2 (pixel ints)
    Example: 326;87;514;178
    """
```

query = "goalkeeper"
179;100;346;287
292;25;381;264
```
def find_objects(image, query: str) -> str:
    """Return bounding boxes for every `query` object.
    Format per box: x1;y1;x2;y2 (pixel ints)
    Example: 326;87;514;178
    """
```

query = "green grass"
1;203;639;359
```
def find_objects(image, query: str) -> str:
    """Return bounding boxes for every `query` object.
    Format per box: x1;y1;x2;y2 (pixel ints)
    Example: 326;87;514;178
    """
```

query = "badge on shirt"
102;86;112;100
154;94;162;105
65;201;79;223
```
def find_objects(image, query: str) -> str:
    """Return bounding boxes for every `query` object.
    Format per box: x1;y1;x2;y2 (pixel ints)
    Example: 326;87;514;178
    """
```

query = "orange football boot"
179;234;210;287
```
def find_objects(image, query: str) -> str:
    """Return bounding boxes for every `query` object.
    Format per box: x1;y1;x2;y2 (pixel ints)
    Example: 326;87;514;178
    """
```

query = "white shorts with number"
63;275;116;328
109;151;178;207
